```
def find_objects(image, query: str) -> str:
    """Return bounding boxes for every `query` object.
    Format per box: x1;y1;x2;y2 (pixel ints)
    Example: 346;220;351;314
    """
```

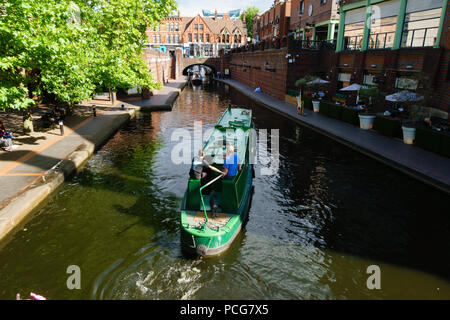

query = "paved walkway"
217;78;450;194
120;78;186;110
0;78;186;242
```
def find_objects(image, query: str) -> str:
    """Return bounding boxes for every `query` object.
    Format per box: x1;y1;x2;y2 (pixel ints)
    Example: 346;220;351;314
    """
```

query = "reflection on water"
0;83;449;300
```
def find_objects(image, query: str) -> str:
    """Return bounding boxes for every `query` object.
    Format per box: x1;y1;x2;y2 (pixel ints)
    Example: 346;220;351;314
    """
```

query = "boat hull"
181;165;253;257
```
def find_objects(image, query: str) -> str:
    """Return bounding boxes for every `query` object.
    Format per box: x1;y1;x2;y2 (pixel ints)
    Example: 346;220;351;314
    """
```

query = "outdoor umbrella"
307;78;330;85
385;90;424;102
306;78;329;100
340;83;368;105
340;83;368;91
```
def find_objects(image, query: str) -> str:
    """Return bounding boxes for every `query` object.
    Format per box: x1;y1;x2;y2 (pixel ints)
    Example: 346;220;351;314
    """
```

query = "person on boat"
189;149;224;180
222;145;240;180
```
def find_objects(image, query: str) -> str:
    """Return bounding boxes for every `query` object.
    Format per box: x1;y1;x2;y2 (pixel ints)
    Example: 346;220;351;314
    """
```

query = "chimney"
214;9;217;20
178;10;180;17
223;13;230;20
242;10;246;22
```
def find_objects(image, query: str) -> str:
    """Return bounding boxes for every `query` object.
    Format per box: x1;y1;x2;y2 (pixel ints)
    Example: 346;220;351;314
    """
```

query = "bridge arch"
182;63;217;76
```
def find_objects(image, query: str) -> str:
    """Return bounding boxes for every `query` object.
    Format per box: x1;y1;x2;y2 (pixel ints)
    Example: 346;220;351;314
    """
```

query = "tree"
0;0;176;132
240;6;259;39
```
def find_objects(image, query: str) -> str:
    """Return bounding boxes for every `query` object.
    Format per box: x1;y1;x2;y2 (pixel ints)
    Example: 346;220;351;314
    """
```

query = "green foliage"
0;0;176;111
373;116;401;137
240;6;259;39
295;75;316;90
358;86;383;114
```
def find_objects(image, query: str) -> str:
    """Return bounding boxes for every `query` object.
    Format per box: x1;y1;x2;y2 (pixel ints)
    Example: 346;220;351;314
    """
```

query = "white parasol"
340;83;368;91
385;90;424;102
307;78;330;85
340;83;368;105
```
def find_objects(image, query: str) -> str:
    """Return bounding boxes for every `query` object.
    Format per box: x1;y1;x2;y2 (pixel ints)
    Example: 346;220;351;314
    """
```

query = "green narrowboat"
180;107;255;257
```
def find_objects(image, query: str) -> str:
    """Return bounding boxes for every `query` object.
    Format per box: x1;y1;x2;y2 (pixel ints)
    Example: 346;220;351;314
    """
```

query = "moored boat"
180;107;255;257
191;72;202;86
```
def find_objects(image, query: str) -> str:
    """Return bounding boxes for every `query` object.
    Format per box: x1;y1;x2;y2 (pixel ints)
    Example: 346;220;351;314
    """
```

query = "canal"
0;83;449;299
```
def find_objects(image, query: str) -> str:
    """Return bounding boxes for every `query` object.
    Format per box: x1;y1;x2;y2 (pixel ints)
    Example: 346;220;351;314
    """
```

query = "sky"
176;0;275;17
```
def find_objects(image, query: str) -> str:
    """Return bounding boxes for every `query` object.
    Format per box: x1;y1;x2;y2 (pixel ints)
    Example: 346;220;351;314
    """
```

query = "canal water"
0;83;449;300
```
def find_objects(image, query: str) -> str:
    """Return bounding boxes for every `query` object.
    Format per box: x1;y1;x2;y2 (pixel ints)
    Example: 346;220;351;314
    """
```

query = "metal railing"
290;39;337;51
368;31;396;49
343;35;364;51
199;174;223;229
401;27;438;48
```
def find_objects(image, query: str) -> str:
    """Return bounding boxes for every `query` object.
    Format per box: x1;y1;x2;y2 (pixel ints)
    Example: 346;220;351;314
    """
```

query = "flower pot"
358;114;376;130
402;126;416;145
312;100;320;113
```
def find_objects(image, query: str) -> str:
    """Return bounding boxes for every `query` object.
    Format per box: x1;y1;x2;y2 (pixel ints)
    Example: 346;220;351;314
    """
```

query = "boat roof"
203;108;252;165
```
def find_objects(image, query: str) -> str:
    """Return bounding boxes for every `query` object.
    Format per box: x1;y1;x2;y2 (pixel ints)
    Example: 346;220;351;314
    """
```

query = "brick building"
228;0;450;113
333;0;449;112
252;0;292;41
146;10;248;58
290;0;340;41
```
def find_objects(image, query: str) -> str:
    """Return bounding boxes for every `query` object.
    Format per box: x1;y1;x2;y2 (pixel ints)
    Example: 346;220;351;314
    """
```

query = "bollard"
93;105;96;117
59;120;64;136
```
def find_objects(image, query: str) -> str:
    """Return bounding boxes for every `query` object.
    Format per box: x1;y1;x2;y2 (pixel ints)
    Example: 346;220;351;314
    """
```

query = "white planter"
312;100;320;113
402;126;416;145
358;114;376;130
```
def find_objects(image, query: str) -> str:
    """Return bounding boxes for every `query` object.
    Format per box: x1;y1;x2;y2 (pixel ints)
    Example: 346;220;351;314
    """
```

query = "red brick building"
252;0;291;41
230;0;450;114
290;0;340;41
146;11;247;57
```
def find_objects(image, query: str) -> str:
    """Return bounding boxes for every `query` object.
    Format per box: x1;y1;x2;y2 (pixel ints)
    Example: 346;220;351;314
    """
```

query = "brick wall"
290;0;339;31
143;49;173;85
229;48;289;100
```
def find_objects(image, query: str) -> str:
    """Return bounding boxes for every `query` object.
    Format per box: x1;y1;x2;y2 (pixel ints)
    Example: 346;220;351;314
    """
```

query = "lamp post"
59;120;64;136
93;105;97;117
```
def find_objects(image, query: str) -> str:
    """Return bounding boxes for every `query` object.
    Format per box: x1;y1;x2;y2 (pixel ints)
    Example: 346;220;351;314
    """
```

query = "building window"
167;35;171;43
157;34;160;43
401;0;442;48
320;0;327;5
200;34;203;42
338;73;352;88
206;34;210;42
200;24;204;31
152;34;156;43
188;33;192;42
368;0;399;49
343;7;366;50
172;35;175;43
194;33;198;42
175;23;179;31
363;73;378;86
194;24;198;30
395;76;419;90
176;35;180;43
170;22;173;32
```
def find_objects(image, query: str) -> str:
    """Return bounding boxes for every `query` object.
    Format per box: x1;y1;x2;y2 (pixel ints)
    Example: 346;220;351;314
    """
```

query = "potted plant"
358;86;381;129
389;73;431;144
307;77;328;112
295;75;319;112
401;101;423;144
